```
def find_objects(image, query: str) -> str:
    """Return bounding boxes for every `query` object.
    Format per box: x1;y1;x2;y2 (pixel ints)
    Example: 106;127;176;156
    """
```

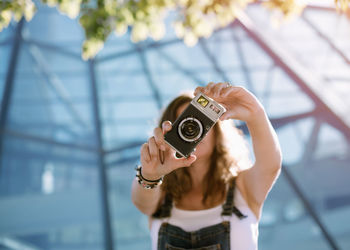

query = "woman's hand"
194;82;265;124
140;121;197;181
195;82;282;220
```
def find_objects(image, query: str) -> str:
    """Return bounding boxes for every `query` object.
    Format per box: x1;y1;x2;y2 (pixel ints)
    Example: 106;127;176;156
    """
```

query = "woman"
132;82;282;250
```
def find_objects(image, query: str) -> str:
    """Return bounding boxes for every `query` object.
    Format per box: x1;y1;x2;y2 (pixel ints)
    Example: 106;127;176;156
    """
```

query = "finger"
221;86;241;98
226;86;244;95
212;82;228;97
219;112;229;121
140;143;151;162
219;111;235;121
178;154;197;167
220;85;234;97
203;82;215;94
162;121;172;134
154;127;166;151
148;136;159;160
194;86;205;96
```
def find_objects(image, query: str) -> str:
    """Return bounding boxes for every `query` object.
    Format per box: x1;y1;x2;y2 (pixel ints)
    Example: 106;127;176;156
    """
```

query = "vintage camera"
164;92;226;158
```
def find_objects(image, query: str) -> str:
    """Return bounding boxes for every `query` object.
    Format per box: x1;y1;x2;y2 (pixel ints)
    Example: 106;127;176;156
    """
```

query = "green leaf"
82;37;104;60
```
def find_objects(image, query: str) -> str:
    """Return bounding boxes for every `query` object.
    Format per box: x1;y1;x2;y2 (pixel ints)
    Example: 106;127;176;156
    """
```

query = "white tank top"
150;188;259;250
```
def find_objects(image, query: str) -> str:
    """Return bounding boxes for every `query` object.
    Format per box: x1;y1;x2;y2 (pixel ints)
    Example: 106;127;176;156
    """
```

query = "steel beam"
0;19;25;175
88;59;114;250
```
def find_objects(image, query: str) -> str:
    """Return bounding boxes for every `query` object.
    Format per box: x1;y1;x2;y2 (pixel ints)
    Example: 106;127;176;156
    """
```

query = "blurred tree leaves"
1;0;349;60
0;0;36;30
335;0;350;11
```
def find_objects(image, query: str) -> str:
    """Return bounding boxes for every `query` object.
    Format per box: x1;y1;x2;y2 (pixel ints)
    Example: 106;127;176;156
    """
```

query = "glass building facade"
0;2;349;250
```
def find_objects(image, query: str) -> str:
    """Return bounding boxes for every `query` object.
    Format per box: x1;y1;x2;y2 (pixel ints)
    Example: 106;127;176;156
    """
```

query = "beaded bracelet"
135;166;163;189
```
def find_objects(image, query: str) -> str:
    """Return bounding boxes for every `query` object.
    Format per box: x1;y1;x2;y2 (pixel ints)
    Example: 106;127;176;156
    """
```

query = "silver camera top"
191;92;226;122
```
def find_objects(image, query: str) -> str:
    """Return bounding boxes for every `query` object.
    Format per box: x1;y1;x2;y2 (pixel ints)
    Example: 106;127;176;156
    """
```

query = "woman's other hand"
194;82;265;124
140;121;197;180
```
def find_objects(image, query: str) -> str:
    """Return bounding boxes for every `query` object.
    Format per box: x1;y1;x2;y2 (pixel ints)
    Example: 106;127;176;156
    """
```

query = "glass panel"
314;123;348;159
304;8;350;59
158;41;215;70
0;44;11;74
0;22;14;43
150;66;203;96
287;121;350;250
205;28;244;70
259;171;332;250
245;5;350;121
96;57;160;149
0;135;104;249
24;4;83;49
108;159;152;250
7;42;95;147
277;118;314;165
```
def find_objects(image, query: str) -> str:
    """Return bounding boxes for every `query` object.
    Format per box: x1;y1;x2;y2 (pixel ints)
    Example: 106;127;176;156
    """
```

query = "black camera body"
164;92;226;158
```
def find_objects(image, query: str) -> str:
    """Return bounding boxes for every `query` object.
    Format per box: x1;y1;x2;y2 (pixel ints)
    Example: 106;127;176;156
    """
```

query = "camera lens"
182;120;199;138
178;117;203;142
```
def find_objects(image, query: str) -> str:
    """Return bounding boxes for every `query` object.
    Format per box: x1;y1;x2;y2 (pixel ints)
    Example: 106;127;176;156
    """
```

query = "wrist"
246;107;266;127
141;169;163;182
135;166;164;190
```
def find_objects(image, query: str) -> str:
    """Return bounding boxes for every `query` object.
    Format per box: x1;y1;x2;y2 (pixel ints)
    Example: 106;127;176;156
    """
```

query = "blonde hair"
158;93;251;206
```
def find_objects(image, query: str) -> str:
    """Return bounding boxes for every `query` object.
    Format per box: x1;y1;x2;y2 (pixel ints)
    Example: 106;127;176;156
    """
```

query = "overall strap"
221;178;247;219
152;193;173;218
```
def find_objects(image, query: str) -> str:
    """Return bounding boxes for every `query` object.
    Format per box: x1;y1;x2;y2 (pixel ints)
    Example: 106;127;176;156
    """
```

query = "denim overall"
152;180;247;250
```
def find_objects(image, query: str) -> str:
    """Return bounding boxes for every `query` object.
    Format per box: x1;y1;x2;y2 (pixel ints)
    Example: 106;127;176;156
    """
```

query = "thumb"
180;154;197;167
220;112;229;121
220;110;236;121
162;121;172;134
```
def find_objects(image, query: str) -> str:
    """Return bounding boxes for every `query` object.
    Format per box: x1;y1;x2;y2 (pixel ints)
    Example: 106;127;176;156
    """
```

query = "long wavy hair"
157;92;251;207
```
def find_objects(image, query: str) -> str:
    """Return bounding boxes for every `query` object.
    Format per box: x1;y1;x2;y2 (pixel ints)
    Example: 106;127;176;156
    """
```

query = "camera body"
164;92;226;158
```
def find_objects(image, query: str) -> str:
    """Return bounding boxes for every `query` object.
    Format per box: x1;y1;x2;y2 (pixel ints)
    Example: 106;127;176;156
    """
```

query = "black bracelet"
135;166;163;189
136;165;162;182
